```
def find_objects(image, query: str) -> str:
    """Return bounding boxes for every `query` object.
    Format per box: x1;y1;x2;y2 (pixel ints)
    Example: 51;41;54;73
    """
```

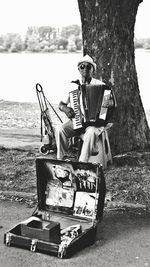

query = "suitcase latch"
6;233;12;246
30;239;38;252
58;243;67;258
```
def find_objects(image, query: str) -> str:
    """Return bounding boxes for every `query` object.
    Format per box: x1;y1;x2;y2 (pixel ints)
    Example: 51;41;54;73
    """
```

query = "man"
55;55;115;162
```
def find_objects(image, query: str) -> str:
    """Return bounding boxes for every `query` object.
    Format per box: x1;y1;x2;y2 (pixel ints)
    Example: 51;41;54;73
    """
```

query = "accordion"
69;84;111;130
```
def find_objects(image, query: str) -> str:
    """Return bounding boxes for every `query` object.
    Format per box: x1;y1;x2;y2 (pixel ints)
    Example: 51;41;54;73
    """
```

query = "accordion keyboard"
69;90;82;129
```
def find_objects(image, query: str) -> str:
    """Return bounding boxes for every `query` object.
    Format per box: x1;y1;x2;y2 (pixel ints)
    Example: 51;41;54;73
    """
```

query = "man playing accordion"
55;55;116;163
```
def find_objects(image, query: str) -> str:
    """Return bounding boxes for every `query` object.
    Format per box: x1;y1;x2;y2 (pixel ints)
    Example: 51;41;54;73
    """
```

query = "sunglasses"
79;63;93;70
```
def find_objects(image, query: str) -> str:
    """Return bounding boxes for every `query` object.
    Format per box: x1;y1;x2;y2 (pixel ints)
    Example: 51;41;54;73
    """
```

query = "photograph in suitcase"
4;158;106;258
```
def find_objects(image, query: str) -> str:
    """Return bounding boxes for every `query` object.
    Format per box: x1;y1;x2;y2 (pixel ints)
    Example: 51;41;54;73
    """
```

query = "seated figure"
55;55;116;167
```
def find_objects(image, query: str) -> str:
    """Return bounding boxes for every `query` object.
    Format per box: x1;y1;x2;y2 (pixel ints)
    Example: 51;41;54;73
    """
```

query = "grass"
0;146;150;210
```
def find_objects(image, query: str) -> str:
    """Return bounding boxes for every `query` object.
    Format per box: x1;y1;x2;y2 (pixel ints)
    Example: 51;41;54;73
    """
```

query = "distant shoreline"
0;48;150;55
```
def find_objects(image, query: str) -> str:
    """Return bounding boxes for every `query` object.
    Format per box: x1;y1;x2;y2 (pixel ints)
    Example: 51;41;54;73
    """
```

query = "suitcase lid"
36;157;103;222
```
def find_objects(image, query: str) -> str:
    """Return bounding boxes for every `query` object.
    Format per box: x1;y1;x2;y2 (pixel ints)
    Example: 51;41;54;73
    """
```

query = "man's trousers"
55;119;104;162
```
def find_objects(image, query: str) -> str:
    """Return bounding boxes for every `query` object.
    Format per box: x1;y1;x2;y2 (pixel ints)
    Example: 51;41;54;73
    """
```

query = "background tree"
2;33;23;52
77;0;150;155
38;26;56;42
67;34;77;52
61;24;81;39
75;36;82;50
26;34;40;52
9;34;24;52
57;38;68;50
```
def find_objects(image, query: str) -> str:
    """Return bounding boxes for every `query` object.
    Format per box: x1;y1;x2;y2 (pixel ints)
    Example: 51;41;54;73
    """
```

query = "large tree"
77;0;150;155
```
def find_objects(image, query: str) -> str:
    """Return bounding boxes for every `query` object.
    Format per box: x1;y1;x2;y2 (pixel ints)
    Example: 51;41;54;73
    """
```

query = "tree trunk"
77;0;150;155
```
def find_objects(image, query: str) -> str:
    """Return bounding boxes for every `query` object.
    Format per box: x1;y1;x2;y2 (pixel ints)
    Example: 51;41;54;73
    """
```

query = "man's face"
78;62;94;79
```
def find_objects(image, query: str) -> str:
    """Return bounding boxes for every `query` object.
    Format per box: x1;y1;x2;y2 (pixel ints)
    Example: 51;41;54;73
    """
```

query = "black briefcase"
4;157;106;258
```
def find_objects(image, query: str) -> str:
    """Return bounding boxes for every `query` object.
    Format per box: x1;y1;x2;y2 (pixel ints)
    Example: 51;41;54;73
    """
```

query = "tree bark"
77;0;149;154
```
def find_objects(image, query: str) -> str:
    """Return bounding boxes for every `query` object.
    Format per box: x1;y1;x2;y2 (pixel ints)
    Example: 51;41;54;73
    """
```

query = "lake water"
0;50;149;110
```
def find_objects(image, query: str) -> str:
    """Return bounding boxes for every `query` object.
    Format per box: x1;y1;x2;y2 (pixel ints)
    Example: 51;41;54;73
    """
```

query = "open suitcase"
4;157;106;258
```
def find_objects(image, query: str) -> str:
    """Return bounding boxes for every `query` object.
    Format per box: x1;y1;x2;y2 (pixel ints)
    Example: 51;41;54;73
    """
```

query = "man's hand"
62;106;75;119
102;99;114;108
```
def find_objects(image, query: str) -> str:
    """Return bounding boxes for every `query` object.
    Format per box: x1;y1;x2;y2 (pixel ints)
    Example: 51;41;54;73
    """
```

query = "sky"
0;0;80;36
0;0;149;38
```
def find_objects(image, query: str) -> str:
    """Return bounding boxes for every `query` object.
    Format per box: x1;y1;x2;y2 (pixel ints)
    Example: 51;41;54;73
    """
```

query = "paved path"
0;200;150;267
0;128;41;149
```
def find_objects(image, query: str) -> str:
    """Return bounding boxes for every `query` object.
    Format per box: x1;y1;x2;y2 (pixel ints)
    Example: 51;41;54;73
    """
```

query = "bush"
42;45;56;52
134;38;150;49
0;46;5;52
57;38;68;50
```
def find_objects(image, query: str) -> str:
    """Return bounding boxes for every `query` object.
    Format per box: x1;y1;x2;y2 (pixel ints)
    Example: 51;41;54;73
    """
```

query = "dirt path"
0;200;150;267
